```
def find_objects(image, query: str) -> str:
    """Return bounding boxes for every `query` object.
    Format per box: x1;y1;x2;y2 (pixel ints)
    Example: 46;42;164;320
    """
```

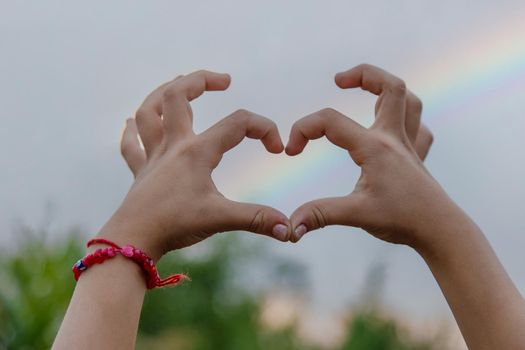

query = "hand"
101;70;291;261
286;64;458;251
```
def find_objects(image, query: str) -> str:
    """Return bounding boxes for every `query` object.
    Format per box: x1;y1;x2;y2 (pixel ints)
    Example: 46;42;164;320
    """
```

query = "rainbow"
221;11;525;208
413;12;525;125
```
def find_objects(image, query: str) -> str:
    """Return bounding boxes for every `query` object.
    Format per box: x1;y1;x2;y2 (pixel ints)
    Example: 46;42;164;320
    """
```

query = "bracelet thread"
72;238;188;289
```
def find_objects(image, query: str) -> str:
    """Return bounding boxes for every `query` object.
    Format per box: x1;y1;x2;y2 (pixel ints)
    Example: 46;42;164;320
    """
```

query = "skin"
53;65;525;350
287;64;525;349
96;70;294;260
53;70;292;349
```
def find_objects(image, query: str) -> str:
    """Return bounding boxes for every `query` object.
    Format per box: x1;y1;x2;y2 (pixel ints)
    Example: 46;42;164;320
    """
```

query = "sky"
1;0;525;343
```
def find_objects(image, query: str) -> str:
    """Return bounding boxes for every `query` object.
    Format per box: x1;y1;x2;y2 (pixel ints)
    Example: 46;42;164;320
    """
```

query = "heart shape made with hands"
118;64;434;259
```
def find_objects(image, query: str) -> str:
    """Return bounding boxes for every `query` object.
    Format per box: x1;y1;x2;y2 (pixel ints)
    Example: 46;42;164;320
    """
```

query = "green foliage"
138;236;312;350
0;229;442;350
340;312;432;350
0;234;81;350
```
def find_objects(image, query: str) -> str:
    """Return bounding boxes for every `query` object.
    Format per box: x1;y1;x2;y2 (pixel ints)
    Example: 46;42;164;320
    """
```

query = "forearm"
52;246;147;350
418;206;525;349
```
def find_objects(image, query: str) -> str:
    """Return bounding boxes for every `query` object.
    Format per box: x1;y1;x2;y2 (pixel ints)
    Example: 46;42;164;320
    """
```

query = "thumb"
289;195;363;242
218;199;291;242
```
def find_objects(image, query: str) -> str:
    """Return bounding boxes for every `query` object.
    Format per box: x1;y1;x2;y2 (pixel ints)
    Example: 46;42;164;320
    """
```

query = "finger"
201;109;284;165
374;89;421;145
289;195;364;242
335;64;406;137
121;118;146;177
285;108;366;157
135;82;171;156
162;70;231;140
414;124;434;161
405;90;423;144
217;199;291;242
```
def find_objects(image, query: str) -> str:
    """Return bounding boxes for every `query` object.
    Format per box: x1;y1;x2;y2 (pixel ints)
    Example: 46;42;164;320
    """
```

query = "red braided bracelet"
72;238;188;289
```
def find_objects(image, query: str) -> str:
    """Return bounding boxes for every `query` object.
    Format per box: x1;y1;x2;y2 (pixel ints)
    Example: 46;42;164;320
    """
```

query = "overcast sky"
1;0;525;339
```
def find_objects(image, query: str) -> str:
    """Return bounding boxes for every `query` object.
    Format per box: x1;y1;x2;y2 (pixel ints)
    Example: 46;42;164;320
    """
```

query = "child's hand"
101;70;290;261
286;64;458;251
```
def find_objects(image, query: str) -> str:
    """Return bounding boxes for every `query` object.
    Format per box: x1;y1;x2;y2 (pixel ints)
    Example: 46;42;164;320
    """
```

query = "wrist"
410;200;480;261
81;238;188;289
80;248;148;291
97;207;166;262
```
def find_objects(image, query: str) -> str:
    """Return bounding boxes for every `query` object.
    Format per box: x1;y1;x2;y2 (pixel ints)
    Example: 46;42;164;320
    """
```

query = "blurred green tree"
0;228;81;350
0;229;311;350
339;261;435;350
340;312;432;350
0;227;444;350
137;235;312;350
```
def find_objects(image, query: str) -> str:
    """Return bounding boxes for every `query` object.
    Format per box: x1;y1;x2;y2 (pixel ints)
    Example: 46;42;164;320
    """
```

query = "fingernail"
272;224;289;241
294;224;307;240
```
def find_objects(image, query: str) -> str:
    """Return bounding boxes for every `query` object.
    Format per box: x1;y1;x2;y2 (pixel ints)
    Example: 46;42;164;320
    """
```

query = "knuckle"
389;79;407;94
230;109;251;123
356;63;373;71
194;69;209;76
319;107;340;121
162;83;183;101
233;107;249;115
135;108;149;122
268;120;278;133
249;209;265;233
311;204;328;229
320;107;337;115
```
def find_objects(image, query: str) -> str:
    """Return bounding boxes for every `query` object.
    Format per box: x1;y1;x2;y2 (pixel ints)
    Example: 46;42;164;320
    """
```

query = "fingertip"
285;130;298;156
271;223;290;242
284;138;306;156
216;73;231;90
269;211;292;241
126;118;138;130
261;125;285;154
206;71;232;91
222;73;232;89
122;119;133;136
273;141;285;154
288;211;309;242
258;206;290;239
264;139;284;154
334;72;345;87
285;145;298;156
335;65;367;89
289;209;306;231
289;202;323;242
292;224;308;242
273;128;286;154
